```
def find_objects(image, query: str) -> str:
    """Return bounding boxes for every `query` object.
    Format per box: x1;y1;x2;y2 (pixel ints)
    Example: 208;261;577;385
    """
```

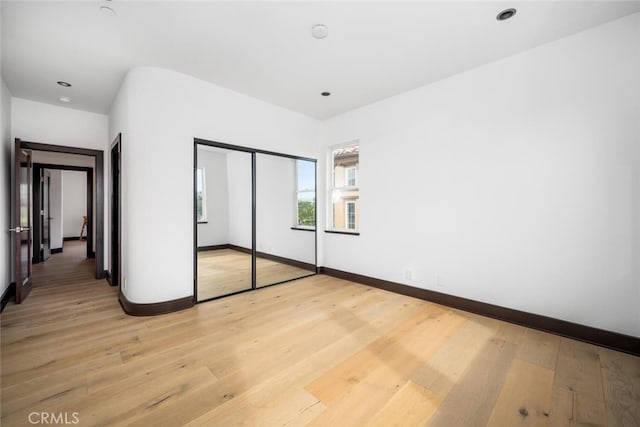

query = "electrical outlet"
405;269;413;280
436;274;443;288
123;278;127;290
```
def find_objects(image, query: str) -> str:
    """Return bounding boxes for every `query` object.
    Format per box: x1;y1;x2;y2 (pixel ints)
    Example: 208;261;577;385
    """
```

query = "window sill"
291;226;316;232
325;229;360;236
197;221;208;224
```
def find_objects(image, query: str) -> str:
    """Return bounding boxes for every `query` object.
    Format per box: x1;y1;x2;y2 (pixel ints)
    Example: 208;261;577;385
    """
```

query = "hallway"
32;240;95;287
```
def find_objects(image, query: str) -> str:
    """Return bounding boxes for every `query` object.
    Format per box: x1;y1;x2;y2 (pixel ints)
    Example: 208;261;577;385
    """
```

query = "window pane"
346;202;356;229
297;160;315;192
297;191;315;226
331;144;359;231
346;168;356;186
296;160;315;227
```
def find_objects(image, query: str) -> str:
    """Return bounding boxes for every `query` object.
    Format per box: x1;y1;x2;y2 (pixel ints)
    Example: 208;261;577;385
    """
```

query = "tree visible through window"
331;144;359;232
196;167;206;222
296;160;316;227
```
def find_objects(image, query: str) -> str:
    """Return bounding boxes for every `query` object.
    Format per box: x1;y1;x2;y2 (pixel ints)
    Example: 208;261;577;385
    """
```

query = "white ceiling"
2;1;639;119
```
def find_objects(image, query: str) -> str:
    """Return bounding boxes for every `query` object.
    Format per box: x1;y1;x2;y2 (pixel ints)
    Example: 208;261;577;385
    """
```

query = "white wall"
12;98;109;265
0;78;12;295
321;13;640;337
47;169;63;249
256;154;315;264
61;171;87;239
196;147;229;247
109;67;320;304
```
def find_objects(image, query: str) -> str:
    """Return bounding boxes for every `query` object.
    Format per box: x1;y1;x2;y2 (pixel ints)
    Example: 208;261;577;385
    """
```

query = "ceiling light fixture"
58;96;72;103
311;24;328;39
57;81;72;87
497;8;516;21
100;5;116;16
321;92;331;97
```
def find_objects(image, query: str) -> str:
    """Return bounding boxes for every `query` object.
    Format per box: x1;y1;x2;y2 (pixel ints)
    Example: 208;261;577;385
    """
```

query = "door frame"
19;140;105;279
108;134;121;287
32;164;95;262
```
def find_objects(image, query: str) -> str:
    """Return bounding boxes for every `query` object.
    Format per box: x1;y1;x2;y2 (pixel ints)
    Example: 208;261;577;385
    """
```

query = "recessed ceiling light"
311;24;328;39
321;92;331;97
100;5;116;16
497;8;517;21
58;96;72;103
57;81;72;88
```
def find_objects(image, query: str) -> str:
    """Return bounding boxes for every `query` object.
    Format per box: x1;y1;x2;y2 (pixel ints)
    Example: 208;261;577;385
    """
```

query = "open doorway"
18;140;105;283
32;164;94;264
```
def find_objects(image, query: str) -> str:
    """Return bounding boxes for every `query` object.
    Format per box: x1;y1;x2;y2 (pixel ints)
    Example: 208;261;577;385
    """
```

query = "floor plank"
486;358;554;426
599;346;640;426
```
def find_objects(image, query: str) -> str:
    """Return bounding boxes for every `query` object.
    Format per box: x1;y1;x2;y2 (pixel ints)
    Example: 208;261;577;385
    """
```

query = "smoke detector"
311;24;328;39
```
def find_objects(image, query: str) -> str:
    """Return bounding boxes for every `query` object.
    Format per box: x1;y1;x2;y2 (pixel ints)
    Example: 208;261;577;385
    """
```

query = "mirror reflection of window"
296;160;316;228
196;167;206;222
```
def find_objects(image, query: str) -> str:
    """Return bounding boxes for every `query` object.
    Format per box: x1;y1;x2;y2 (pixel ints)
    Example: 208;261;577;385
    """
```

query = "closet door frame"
193;138;317;303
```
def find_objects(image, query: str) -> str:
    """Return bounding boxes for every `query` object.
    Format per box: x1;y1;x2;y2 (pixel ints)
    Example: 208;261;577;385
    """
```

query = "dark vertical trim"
87;166;98;258
193;140;198;302
42;170;51;261
109;134;121;287
86;166;93;259
20;141;105;280
251;152;257;290
94;150;104;278
32;166;42;263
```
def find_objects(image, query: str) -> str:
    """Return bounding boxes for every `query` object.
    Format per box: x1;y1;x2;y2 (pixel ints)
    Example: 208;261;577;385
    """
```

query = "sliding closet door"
255;153;316;288
195;145;253;301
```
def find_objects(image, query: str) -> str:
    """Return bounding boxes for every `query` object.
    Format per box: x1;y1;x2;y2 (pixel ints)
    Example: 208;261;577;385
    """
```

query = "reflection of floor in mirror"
197;249;314;301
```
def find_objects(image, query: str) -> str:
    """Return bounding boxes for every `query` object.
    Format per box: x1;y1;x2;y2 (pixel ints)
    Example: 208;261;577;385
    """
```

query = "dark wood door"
42;169;51;261
13;139;33;303
109;135;121;286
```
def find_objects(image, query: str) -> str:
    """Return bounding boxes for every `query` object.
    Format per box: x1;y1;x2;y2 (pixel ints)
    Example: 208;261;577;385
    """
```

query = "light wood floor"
1;244;639;426
197;249;314;301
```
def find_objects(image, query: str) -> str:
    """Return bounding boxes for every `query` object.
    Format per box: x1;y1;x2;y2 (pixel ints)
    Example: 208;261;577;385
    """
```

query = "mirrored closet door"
256;154;316;288
195;144;253;301
195;139;316;303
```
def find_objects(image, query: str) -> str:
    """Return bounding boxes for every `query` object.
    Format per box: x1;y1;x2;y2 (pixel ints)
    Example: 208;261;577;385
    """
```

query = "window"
330;144;359;232
345;167;357;187
296;160;316;227
196;167;207;222
346;201;356;230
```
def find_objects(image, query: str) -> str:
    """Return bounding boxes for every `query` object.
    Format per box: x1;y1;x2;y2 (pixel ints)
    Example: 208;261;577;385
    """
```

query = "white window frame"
196;167;207;223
